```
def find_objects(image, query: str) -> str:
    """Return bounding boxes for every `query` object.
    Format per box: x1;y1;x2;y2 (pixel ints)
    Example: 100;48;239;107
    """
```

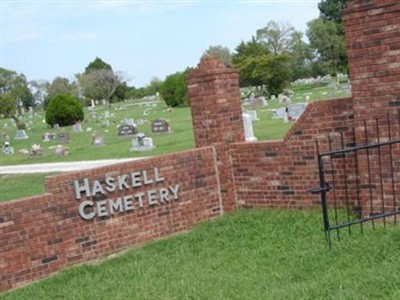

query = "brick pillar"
187;57;245;212
342;0;400;216
343;0;400;133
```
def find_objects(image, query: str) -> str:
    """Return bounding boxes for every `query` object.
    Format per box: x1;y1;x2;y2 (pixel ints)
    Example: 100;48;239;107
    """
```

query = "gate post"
343;0;400;215
187;57;245;212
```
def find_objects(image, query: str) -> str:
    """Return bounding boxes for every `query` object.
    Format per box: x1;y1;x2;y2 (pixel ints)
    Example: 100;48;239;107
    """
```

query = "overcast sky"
1;0;320;88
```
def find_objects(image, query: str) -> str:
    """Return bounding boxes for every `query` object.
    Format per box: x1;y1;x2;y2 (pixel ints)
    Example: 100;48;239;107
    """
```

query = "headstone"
2;141;14;155
57;132;70;143
42;132;50;142
121;118;134;126
242;113;257;142
102;100;107;105
92;136;105;147
15;129;29;139
136;119;144;126
95;100;99;105
246;110;259;121
287;103;307;121
118;124;138;138
102;120;110;127
91;99;95;108
72;121;82;132
104;111;110;118
54;145;69;157
151;119;171;134
28;107;34;119
272;108;287;120
131;133;155;151
53;123;60;129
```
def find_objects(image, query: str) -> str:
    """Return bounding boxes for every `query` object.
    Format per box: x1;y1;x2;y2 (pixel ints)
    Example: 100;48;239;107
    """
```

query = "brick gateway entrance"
1;0;400;291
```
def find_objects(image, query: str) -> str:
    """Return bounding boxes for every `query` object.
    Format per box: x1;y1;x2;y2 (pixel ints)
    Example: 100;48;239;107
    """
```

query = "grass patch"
1;209;400;299
0;173;58;202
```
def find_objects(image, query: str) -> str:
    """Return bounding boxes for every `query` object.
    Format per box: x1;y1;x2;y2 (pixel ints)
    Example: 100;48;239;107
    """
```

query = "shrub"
45;94;84;127
160;71;189;107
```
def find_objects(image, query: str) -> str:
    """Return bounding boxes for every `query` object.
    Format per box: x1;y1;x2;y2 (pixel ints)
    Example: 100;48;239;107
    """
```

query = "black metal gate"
312;110;400;247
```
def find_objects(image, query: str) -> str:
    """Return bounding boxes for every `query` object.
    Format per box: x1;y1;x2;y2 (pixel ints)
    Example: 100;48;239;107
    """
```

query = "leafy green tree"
84;57;112;73
232;37;292;96
256;21;296;55
0;93;16;118
318;0;349;24
0;68;34;113
45;94;84;127
290;31;313;80
80;57;124;106
160;69;191;107
307;18;347;81
232;37;270;87
202;45;232;67
44;77;77;109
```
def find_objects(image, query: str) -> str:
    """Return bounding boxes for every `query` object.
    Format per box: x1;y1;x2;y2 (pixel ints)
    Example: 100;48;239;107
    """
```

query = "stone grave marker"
245;110;259;121
92;136;105;147
118;124;138;138
287;103;307;121
42;132;51;142
15;129;28;139
272;108;287;120
242;113;257;142
131;133;155;151
57;132;70;143
2;141;14;155
72;121;82;132
151;119;171;134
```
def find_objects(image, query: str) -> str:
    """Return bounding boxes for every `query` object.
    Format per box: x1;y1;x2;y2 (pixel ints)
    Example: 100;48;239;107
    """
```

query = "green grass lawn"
1;209;399;299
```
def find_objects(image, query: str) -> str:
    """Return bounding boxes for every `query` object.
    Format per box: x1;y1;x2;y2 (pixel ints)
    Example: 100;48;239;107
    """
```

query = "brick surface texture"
1;0;400;292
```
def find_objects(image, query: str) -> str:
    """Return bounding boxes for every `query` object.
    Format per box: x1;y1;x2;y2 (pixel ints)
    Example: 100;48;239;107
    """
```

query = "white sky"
1;0;320;88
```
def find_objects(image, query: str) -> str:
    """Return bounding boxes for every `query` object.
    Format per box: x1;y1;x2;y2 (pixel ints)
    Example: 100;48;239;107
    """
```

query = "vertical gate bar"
387;113;397;225
353;127;363;233
340;132;352;235
376;118;387;228
316;140;331;247
328;134;340;239
364;121;375;229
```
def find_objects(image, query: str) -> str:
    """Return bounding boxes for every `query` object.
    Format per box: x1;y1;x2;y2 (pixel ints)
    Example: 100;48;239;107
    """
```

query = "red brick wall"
343;0;400;133
343;0;400;214
0;147;222;291
187;57;245;212
230;98;355;209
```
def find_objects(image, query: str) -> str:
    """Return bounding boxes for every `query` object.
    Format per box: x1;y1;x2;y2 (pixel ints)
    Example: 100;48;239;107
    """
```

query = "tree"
289;31;313;80
232;37;292;96
80;57;124;106
232;37;270;87
202;45;232;67
80;69;123;106
256;21;296;55
0;93;16;118
45;94;84;127
0;68;34;114
307;18;347;81
318;0;349;24
160;69;191;107
44;77;77;109
84;57;112;73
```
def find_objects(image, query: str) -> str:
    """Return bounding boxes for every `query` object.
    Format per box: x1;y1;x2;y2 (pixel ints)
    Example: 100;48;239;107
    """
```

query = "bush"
45;94;84;127
160;71;188;107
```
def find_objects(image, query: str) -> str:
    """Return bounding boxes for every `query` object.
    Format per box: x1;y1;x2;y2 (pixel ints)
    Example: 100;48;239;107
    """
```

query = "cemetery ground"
0;80;350;202
1;209;400;299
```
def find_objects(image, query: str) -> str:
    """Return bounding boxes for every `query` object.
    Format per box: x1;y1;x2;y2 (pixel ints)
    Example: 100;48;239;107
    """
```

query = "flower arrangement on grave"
30;143;43;156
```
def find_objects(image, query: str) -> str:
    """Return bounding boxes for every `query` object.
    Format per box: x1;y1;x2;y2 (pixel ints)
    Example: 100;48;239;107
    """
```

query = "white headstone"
242;113;257;142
